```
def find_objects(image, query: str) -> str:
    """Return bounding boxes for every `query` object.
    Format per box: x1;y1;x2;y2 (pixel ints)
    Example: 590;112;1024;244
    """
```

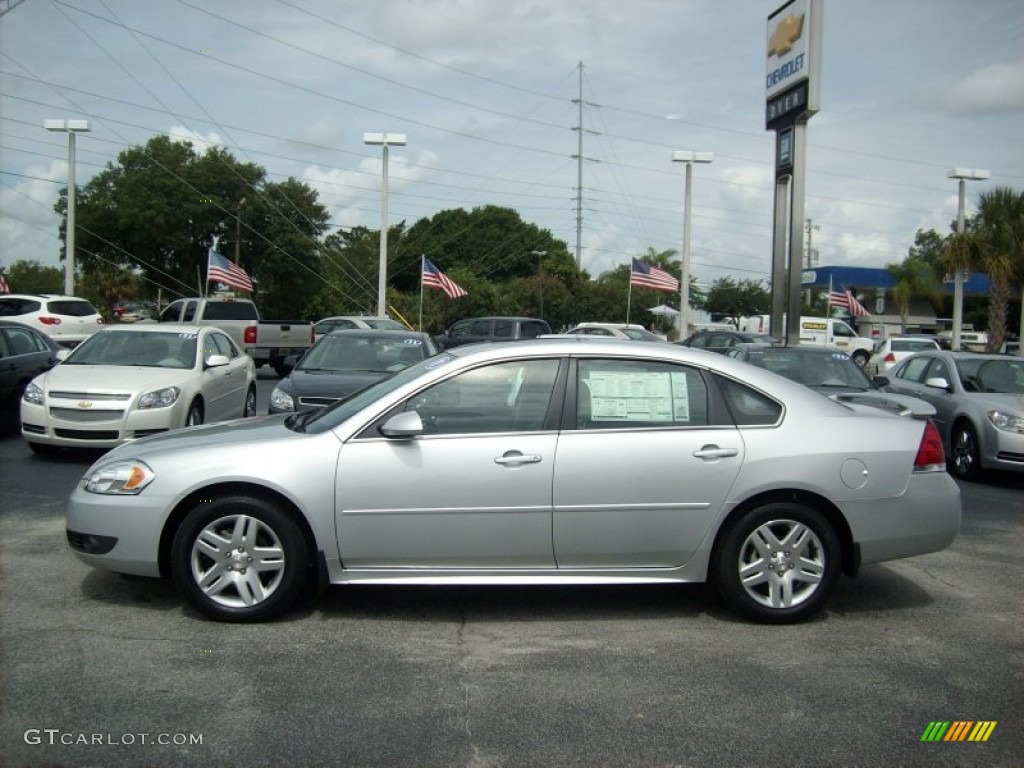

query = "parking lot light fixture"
672;151;713;337
45;119;91;296
946;168;989;351
364;133;407;317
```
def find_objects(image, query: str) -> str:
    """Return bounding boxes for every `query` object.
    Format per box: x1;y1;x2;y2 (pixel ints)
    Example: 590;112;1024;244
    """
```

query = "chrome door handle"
493;452;542;465
692;445;739;459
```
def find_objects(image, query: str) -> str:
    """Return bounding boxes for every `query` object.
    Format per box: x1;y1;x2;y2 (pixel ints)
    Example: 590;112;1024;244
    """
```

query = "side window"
493;319;515;338
449;321;473;339
520;321;546;338
832;322;856;338
927;358;951;385
159;302;183;322
0;298;40;316
470;319;492;337
4;327;46;356
715;376;784;426
898;356;932;383
182;301;198;323
576;359;708;430
210;332;238;358
688;333;709;348
405;359;559;435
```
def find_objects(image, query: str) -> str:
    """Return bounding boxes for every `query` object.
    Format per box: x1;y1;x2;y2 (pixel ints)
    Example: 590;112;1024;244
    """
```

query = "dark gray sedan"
269;329;438;414
0;320;65;422
884;350;1024;481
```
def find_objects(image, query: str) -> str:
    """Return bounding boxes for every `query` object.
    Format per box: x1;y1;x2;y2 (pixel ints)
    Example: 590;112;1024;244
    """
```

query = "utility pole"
570;62;599;272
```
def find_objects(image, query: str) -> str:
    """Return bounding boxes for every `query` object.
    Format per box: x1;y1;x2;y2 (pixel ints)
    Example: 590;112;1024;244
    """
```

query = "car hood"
38;364;197;392
282;368;390;398
103;413;303;461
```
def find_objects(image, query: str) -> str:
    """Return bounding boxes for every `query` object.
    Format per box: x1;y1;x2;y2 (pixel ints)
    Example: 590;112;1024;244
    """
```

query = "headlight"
23;381;44;405
988;410;1024;434
137;386;180;409
270;386;294;411
83;460;155;495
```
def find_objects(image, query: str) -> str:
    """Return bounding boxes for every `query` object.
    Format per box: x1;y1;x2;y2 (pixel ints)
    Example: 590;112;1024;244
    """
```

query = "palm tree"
885;257;941;333
973;187;1024;351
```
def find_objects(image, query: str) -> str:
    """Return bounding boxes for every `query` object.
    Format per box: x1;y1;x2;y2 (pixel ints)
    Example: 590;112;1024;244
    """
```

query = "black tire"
950;422;983;482
243;385;257;418
714;502;840;624
171;494;309;622
28;441;60;457
186;399;204;427
851;349;869;368
272;363;290;378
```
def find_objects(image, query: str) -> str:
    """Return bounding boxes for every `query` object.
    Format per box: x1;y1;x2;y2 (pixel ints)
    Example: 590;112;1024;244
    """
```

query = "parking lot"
1;372;1021;767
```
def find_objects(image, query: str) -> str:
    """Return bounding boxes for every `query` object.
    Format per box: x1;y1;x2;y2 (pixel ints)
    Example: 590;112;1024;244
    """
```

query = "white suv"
0;294;104;348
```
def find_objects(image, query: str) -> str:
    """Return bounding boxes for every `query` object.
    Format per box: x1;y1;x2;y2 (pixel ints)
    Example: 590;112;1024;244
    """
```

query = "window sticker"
586;370;690;423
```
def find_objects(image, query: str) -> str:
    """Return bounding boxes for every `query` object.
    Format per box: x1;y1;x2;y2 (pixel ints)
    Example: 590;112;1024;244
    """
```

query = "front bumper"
21;398;184;449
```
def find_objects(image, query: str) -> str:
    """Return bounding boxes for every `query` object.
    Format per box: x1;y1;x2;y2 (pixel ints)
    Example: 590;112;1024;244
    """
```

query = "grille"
50;408;124;423
55;428;120;440
132;429;168;439
298;396;340;408
48;391;131;401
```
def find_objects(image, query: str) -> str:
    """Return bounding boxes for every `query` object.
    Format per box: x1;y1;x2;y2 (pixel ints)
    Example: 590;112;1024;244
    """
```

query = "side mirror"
205;354;230;369
379;410;423;439
924;376;952;392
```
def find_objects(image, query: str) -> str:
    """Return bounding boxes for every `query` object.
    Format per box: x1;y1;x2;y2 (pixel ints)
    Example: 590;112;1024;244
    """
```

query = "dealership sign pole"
766;0;822;345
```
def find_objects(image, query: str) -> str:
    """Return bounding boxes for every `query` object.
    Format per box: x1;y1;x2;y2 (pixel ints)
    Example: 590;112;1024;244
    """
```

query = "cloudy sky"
1;0;1022;304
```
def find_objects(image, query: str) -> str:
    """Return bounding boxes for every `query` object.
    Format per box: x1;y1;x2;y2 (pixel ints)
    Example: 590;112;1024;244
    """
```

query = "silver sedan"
66;339;960;624
884;350;1024;480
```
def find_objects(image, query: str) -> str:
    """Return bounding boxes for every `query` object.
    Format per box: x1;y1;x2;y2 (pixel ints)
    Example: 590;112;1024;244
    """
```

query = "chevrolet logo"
768;13;804;57
78;401;93;408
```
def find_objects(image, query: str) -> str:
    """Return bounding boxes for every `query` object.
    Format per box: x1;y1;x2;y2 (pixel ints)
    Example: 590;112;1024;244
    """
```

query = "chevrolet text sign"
766;0;821;127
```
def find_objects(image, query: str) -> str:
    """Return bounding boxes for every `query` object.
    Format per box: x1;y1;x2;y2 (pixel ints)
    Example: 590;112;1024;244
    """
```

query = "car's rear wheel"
186;399;203;427
171;495;309;622
851;350;869;367
243;385;257;417
951;422;982;481
715;502;840;624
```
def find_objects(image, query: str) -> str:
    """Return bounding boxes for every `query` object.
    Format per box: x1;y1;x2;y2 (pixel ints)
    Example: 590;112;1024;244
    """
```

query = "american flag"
630;258;679;292
828;286;870;318
422;259;467;299
207;249;254;292
0;273;9;294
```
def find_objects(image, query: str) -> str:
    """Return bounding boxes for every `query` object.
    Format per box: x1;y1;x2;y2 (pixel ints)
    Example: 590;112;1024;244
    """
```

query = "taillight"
914;421;946;472
244;326;257;344
884;352;896;362
39;316;61;326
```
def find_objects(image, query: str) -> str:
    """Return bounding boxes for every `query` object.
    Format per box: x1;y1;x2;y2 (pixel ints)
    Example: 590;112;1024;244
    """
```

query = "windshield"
363;318;407;330
63;331;197;368
299;335;428;373
745;349;874;391
296;354;456;434
957;358;1024;394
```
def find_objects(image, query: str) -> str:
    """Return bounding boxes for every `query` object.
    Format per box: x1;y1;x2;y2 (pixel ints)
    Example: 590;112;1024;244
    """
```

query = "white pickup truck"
158;297;313;376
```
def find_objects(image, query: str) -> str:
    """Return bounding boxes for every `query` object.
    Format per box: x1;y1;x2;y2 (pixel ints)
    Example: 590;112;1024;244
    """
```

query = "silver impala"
66;339;960;624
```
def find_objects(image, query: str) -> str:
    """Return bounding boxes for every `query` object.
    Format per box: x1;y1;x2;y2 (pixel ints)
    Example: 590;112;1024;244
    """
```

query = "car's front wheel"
185;399;203;427
243;385;257;417
171;495;309;621
714;502;840;624
951;422;982;481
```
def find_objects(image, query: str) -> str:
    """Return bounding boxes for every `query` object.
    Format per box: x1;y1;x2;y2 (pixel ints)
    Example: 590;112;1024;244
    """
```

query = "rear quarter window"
46;300;98;317
0;298;41;316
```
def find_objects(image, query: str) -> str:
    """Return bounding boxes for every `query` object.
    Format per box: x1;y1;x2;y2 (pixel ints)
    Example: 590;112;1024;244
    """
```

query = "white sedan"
21;325;256;455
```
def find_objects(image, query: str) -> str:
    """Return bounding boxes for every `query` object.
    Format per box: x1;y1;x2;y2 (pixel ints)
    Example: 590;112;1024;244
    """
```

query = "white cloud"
931;60;1024;115
168;124;223;149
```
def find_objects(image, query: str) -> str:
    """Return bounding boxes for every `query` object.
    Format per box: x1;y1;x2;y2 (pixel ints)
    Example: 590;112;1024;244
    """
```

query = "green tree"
3;260;62;293
973;187;1024;351
698;277;771;326
885;256;941;333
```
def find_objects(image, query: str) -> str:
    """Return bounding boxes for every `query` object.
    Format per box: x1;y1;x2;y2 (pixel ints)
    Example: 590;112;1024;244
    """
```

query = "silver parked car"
66;339;960;624
884;350;1024;481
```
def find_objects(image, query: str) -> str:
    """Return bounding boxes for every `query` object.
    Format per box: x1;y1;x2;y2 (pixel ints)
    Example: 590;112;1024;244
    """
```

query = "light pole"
672;150;713;338
531;250;547;318
947;168;989;351
364;132;407;317
45;119;91;296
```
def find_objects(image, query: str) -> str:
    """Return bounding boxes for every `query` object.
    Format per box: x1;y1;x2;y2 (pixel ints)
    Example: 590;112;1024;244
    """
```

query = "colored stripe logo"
921;721;997;742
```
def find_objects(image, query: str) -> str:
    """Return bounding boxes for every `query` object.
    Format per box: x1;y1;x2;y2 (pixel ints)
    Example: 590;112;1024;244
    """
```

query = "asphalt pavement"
0;372;1021;767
